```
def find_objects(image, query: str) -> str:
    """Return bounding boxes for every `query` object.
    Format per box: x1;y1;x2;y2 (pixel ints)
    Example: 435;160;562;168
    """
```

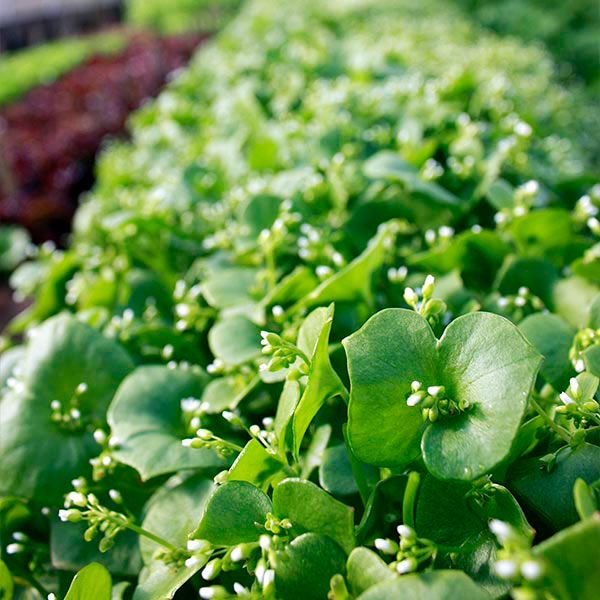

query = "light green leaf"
273;478;356;554
344;309;541;480
133;558;205;600
64;563;112;600
0;559;13;600
346;547;394;597
357;570;489;600
292;304;346;458
227;439;285;491
208;314;262;366
191;481;271;546
201;267;259;309
553;276;599;329
0;314;133;504
108;365;225;480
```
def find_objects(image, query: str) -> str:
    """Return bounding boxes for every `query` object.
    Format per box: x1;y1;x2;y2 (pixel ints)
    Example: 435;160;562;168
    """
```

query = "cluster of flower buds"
556;375;600;426
569;327;599;373
182;427;242;459
374;525;435;575
49;382;88;431
259;330;310;375
573;187;600;234
403;275;447;325
489;520;546;592
59;486;129;553
423;226;455;247
496;286;544;317
173;279;214;333
296;223;344;271
493;180;539;227
406;381;469;422
89;429;120;480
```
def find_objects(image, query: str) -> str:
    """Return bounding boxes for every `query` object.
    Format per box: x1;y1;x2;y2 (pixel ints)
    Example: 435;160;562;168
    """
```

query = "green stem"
403;471;421;529
123;521;179;553
530;397;571;443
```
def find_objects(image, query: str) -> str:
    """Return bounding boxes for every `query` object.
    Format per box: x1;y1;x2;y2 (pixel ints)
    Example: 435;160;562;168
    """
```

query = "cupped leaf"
346;547;394;597
140;474;214;563
64;563;112;600
273;478;355;554
345;309;541;480
273;532;346;600
108;365;225;480
357;570;489;600
519;313;575;390
191;481;271;546
0;314;133;504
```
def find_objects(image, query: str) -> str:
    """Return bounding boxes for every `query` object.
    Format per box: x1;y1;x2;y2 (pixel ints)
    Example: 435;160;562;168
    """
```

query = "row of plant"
0;31;127;109
0;32;206;242
1;0;599;598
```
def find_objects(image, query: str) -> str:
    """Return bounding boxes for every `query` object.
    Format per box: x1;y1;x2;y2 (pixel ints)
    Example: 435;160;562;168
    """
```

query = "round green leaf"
208;315;262;366
191;481;272;546
345;309;540;480
273;532;346;600
0;314;133;504
108;365;225;480
346;547;394;597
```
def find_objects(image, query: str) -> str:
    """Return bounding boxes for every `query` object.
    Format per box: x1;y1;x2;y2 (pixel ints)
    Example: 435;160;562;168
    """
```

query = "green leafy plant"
1;0;599;598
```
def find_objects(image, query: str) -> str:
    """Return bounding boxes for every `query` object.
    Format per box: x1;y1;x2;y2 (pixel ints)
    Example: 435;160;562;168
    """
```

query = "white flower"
396;558;416;574
187;539;209;552
181;397;202;413
6;543;24;554
185;556;201;568
521;560;543;581
374;538;397;555
65;491;87;507
489;519;512;542
493;559;518;579
396;524;415;539
559;392;575;406
569;377;580;396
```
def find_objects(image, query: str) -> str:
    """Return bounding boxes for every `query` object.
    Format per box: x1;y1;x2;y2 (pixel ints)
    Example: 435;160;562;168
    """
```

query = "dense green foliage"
1;0;599;598
453;0;600;89
0;32;127;107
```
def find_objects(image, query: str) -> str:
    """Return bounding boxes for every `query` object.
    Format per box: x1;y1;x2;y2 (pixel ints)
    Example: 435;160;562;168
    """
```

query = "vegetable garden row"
0;0;599;599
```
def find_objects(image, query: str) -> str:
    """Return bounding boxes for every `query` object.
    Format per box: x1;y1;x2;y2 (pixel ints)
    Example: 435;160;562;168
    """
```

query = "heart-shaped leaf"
344;309;541;480
273;478;356;554
0;314;133;504
191;481;272;546
108;365;225;480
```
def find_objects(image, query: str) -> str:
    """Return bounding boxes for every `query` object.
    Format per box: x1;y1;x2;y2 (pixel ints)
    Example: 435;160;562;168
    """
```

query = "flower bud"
202;558;222;580
396;557;418;574
422;275;435;299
